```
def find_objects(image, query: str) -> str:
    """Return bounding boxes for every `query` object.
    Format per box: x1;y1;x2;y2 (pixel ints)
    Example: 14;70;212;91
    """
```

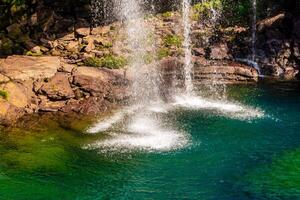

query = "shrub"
0;90;8;100
162;12;173;18
143;53;155;64
157;47;171;60
163;34;183;48
84;55;127;69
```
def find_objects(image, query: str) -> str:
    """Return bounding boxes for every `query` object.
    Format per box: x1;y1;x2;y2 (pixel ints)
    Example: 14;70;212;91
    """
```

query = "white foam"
86;106;140;134
84;114;188;153
173;95;264;120
87;112;125;134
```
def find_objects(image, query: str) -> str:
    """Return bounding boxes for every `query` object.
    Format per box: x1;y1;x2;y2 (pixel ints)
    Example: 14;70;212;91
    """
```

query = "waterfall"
236;0;261;75
182;0;194;95
250;0;262;75
115;0;161;106
251;0;257;62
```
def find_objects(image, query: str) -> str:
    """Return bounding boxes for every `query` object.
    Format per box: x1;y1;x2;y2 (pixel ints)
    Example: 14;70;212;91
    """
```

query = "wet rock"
91;26;111;36
192;48;205;56
283;67;299;80
209;43;231;60
193;59;259;83
257;13;285;32
38;97;66;112
293;16;300;39
40;72;75;100
0;99;25;125
61;97;109;115
159;57;258;84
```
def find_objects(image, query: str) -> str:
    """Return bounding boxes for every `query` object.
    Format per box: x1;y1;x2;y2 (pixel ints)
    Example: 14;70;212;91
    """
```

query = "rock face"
253;12;299;79
39;73;75;100
159;57;258;90
193;60;259;84
0;56;60;81
0;56;129;125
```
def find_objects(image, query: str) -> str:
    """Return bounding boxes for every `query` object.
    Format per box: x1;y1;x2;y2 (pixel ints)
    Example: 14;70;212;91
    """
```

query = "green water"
0;82;300;200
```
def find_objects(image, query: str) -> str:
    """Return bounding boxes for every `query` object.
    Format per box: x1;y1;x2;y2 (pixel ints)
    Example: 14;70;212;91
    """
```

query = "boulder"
76;27;90;37
0;99;24;125
0;56;60;81
72;67;111;97
65;41;79;53
0;82;29;108
40;72;75;100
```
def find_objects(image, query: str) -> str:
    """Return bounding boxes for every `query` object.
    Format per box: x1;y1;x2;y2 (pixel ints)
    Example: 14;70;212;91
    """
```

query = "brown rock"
76;27;90;37
58;63;76;73
91;26;111;36
257;13;285;32
0;56;60;81
209;43;231;60
61;97;109;115
85;37;95;52
72;67;111;97
39;97;66;112
40;73;75;100
0;82;29;108
0;74;10;83
0;99;24;125
65;41;79;53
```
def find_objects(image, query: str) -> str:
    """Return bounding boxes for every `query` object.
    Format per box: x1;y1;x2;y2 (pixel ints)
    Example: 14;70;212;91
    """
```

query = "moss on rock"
84;55;127;69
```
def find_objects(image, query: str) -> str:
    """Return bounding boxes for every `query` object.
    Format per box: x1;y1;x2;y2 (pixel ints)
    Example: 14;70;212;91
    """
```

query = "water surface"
0;82;299;200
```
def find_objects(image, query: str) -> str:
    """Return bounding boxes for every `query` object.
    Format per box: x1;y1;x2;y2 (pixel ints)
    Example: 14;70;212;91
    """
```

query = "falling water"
250;0;262;75
86;0;264;153
251;0;257;62
182;0;194;95
116;0;162;106
236;0;262;75
86;0;189;152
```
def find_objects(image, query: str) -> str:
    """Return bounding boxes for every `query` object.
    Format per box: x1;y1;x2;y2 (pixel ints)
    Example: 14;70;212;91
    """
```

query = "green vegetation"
84;55;127;69
163;34;182;48
25;50;42;57
2;0;26;5
0;90;8;100
162;11;173;18
157;47;171;60
192;0;222;21
143;53;155;64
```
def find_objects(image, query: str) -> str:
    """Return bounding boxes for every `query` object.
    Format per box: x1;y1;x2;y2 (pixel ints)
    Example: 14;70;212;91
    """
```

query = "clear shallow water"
0;83;300;200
